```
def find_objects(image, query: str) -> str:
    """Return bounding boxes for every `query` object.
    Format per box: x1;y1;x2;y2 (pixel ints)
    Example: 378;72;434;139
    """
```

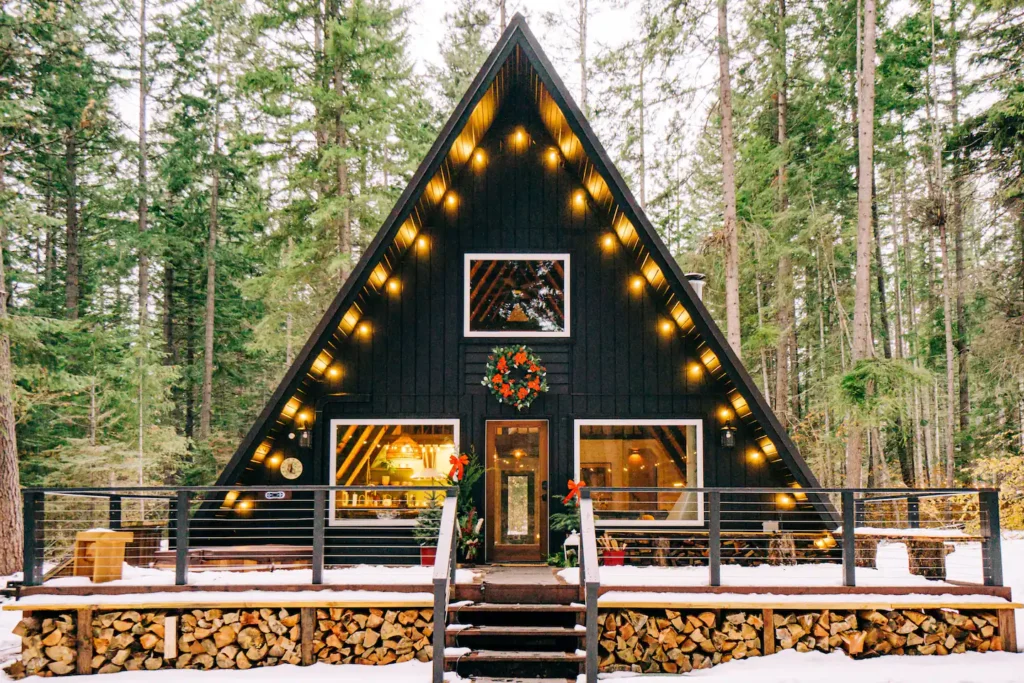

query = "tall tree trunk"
948;0;970;453
333;24;352;283
138;0;149;326
200;25;223;441
871;172;891;359
940;222;957;484
499;0;506;30
756;272;772;406
163;265;175;362
185;270;196;441
717;0;742;357
847;0;877;488
774;0;794;426
579;0;588;114
64;133;80;320
0;158;22;575
638;59;646;209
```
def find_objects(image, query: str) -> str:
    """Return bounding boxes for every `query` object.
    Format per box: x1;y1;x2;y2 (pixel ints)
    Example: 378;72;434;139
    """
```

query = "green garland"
482;345;549;410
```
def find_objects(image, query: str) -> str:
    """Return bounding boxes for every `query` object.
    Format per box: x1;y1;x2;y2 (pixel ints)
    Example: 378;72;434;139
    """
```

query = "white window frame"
328;418;460;527
574;418;705;527
463;253;571;338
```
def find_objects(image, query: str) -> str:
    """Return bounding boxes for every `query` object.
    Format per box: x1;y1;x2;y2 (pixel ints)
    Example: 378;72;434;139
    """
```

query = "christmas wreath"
482;345;548;410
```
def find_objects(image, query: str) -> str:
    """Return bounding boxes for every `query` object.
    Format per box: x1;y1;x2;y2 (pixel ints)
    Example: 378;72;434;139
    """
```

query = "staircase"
445;567;587;682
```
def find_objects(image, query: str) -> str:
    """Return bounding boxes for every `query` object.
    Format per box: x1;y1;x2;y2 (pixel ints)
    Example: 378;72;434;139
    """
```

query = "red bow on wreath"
563;479;586;504
449;453;469;481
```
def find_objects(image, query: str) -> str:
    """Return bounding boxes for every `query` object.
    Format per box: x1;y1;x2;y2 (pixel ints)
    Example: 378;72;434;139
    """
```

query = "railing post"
842;491;856;587
22;490;42;587
312;490;325;585
579;490;599;683
708;491;721;587
907;496;920;529
432;488;459;683
108;495;122;530
175;491;190;586
979;489;1003;587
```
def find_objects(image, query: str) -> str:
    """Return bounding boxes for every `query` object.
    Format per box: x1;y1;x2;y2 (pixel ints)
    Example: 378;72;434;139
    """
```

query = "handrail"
576;486;1003;591
432;487;459;683
579;489;600;683
21;484;453;493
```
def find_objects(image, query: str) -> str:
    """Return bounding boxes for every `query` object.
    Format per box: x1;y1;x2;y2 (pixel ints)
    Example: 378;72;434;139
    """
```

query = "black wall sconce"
720;420;736;449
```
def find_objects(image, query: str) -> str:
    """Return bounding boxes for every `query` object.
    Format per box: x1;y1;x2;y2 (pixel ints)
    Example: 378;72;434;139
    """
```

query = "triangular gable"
216;14;825;505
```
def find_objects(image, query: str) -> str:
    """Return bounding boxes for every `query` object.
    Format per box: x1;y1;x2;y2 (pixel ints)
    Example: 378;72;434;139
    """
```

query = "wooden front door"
486;420;549;563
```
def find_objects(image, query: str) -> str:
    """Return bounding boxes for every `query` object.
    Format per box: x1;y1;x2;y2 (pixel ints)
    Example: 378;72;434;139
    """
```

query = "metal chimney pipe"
685;273;706;301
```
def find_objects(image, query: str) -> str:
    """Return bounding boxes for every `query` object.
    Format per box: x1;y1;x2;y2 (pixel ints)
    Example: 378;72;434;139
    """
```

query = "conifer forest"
1;0;1023;570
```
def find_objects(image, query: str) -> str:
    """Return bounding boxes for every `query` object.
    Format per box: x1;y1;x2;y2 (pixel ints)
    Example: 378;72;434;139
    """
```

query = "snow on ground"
42;564;479;588
8;590;434;610
597;590;1014;607
559;542;960;587
588;649;1024;682
0;661;435;683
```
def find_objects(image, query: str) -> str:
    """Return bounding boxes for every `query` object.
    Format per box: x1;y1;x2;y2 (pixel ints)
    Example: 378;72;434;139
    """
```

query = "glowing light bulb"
416;235;429;251
473;149;486;167
546;148;559;166
719;407;732;421
327;366;341;379
688;363;702;377
445;192;457;209
514;128;526;144
659;320;674;335
573;190;586;208
748;450;761;462
630;276;644;293
387;278;400;294
357;322;371;337
236;499;252;511
601;234;615;250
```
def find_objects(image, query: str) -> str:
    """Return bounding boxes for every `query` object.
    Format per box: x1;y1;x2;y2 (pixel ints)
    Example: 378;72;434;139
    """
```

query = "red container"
601;549;625;566
420;546;437;566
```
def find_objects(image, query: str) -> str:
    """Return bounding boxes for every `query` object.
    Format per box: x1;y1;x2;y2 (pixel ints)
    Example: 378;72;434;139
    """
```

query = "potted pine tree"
413;496;443;565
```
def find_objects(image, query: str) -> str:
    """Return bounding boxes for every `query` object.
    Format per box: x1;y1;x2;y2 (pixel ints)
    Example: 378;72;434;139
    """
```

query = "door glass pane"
494;426;540;545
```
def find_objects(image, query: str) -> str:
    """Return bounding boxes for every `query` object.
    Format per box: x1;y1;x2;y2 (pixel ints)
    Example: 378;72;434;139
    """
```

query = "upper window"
464;254;570;337
328;419;458;526
574;420;704;526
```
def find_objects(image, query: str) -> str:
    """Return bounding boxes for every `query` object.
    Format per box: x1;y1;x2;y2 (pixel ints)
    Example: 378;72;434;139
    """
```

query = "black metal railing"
21;485;458;589
577;486;1003;683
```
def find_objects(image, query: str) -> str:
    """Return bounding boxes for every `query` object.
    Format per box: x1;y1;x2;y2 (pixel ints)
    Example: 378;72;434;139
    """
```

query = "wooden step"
448;603;585;613
464;678;574;683
447;625;585;637
445;650;585;663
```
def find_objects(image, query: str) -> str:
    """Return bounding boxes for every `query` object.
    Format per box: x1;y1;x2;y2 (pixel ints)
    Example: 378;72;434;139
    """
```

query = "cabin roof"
215;14;824;496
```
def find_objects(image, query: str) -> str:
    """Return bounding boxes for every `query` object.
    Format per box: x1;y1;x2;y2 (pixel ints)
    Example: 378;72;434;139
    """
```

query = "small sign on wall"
263;491;292;501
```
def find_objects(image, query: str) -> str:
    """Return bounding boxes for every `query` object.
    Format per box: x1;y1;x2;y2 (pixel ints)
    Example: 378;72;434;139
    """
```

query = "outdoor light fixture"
720;420;736;449
296;412;313;448
627;448;644;467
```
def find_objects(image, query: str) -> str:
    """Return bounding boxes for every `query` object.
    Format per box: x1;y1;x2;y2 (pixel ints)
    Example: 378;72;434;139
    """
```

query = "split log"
312;608;433;665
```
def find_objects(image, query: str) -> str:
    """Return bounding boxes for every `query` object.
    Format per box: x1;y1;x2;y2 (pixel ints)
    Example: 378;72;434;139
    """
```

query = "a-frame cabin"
207;15;827;563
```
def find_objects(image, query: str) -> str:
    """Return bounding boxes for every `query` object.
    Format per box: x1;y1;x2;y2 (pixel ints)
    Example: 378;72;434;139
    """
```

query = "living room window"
574;419;704;526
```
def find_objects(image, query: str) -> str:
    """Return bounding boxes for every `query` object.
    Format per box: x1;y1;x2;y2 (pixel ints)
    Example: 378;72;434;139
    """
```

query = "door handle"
541;480;548;491
541;493;548;502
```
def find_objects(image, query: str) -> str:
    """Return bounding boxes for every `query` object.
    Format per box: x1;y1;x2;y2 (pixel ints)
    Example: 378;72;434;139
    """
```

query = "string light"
472;149;487;168
687;363;702;378
719;407;733;421
416;235;429;252
386;278;401;295
327;366;341;379
659;319;674;335
444;191;458;210
513;127;526;146
601;233;616;250
572;190;586;208
357;322;372;338
546;147;560;167
630;276;644;293
236;499;252;512
747;450;762;463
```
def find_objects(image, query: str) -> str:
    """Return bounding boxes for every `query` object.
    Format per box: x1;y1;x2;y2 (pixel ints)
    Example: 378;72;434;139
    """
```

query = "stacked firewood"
773;609;1003;656
597;609;763;673
10;615;76;677
312;608;433;665
91;610;170;673
175;608;302;669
